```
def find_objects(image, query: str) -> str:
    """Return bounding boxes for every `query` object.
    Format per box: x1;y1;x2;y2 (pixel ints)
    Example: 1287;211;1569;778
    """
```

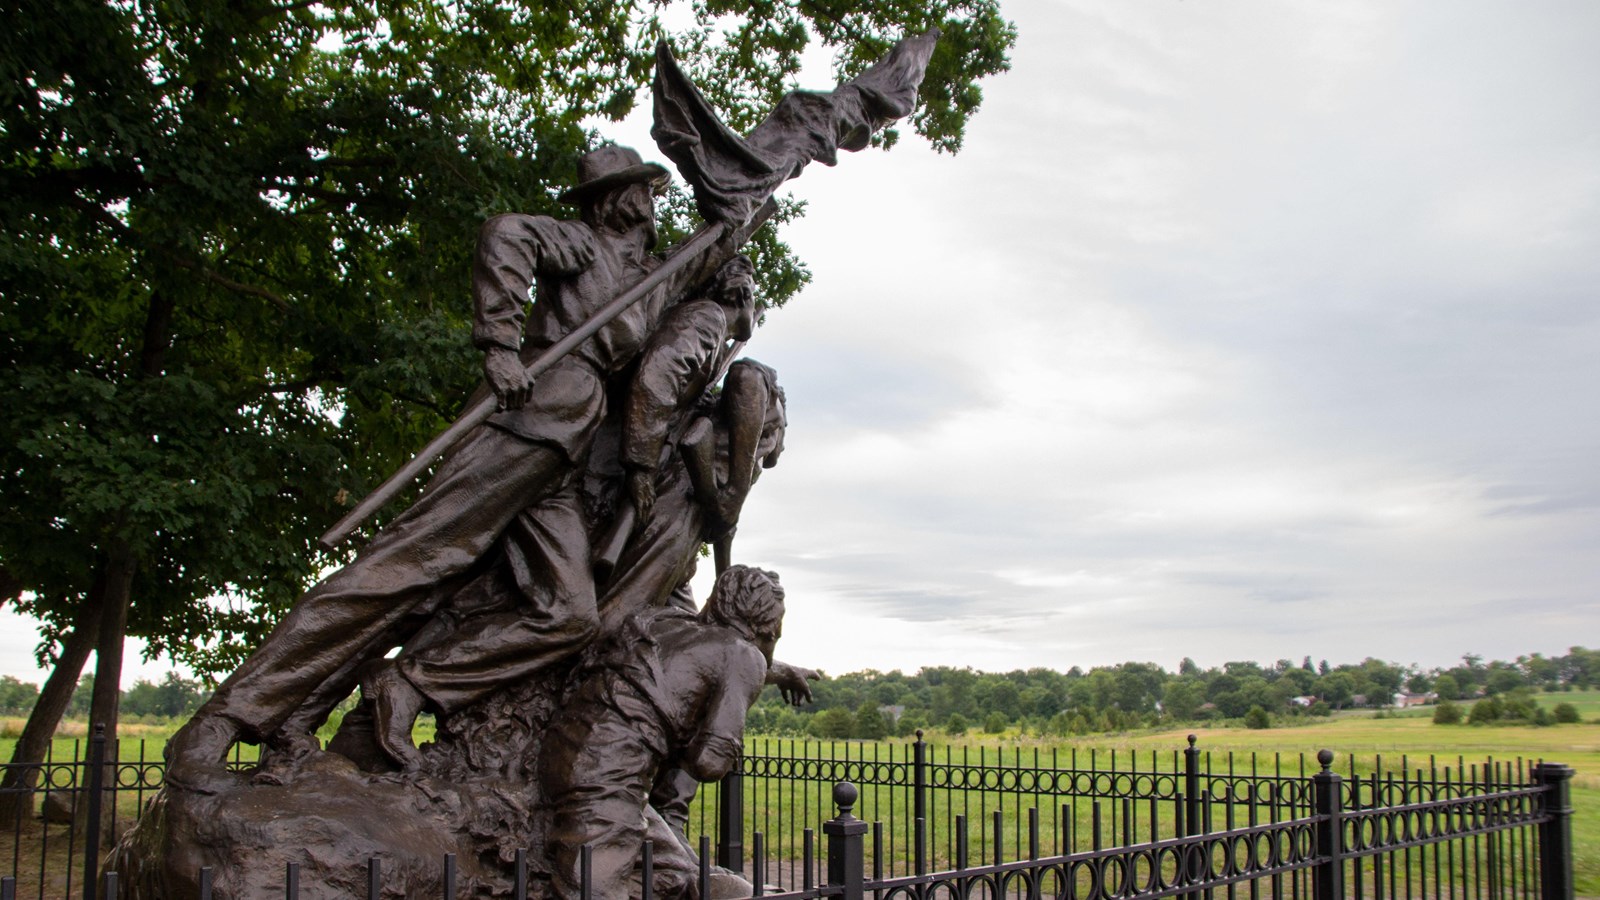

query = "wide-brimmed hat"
557;145;671;204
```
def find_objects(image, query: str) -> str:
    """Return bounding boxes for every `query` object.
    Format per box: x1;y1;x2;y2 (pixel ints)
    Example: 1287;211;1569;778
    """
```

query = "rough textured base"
109;749;527;899
110;673;570;899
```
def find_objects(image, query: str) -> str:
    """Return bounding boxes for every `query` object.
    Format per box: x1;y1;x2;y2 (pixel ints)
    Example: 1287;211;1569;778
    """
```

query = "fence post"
825;782;868;900
81;723;108;900
717;765;744;873
913;730;927;876
1312;749;1343;900
1183;734;1201;837
1532;763;1574;900
1180;734;1202;900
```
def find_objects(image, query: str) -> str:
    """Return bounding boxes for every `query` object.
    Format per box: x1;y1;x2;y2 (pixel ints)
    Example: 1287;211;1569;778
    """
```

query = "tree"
1356;658;1404;698
122;671;205;718
1434;674;1461;701
945;713;969;736
981;680;1022;720
1432;701;1463;725
853;702;889;741
981;711;1008;734
811;708;855;739
1316;672;1355;709
895;709;927;738
1552;702;1580;724
66;675;95;719
0;677;39;716
1278;666;1316;696
1161;679;1204;721
1485;666;1525;696
1110;662;1165;714
1243;706;1271;730
1;0;1013;774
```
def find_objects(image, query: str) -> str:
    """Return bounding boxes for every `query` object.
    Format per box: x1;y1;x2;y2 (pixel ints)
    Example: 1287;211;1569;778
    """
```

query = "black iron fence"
694;735;1574;900
0;729;1577;899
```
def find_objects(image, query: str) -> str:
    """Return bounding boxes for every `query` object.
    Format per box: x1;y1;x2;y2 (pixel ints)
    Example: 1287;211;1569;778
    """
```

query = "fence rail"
0;729;1576;899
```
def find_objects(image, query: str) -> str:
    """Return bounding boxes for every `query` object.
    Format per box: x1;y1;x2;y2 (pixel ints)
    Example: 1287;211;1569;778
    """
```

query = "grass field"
706;694;1600;895
1;694;1597;895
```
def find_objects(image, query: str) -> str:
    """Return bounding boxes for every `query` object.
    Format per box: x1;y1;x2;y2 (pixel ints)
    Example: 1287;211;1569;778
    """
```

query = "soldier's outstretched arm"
766;660;821;706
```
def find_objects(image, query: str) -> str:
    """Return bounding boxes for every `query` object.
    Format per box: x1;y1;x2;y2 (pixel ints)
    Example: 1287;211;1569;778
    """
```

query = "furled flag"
652;30;941;225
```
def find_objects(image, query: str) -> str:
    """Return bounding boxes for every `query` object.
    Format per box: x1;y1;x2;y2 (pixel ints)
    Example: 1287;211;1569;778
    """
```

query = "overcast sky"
3;0;1596;687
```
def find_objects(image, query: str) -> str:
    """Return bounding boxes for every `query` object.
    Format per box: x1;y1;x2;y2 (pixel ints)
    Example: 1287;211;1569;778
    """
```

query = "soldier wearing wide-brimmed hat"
168;143;736;784
557;144;670;205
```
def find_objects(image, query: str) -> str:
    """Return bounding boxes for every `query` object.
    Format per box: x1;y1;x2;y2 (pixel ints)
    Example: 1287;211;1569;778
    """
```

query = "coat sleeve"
471;214;597;352
680;642;767;782
622;301;726;472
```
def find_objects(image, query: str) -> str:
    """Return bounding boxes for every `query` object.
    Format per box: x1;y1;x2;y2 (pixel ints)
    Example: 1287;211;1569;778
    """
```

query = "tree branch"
391;391;453;419
792;0;878;49
64;194;296;314
163;256;294;314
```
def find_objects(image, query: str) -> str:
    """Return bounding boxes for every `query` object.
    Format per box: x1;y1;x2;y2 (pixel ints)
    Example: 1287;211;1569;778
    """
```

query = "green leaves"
0;0;1012;674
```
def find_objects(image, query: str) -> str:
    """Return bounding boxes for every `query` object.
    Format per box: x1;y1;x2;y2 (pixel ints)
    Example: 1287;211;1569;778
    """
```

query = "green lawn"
3;698;1597;894
745;705;1600;895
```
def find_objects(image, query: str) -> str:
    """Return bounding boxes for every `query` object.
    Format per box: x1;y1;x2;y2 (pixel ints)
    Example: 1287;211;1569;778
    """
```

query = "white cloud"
7;0;1599;688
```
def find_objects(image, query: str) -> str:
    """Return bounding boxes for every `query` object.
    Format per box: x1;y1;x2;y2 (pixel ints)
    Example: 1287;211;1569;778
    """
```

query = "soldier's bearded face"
725;276;756;341
603;184;657;246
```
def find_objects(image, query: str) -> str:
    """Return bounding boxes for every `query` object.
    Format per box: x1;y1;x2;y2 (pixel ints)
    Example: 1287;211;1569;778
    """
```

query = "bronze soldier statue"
355;254;762;767
166;146;738;788
539;565;786;900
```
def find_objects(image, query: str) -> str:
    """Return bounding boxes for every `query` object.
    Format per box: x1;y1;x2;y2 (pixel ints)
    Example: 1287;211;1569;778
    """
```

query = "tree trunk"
87;540;135;747
0;564;20;605
0;589;103;823
80;540;135;836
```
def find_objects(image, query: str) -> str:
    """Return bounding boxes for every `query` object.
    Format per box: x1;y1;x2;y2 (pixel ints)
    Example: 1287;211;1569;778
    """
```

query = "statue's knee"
570;599;601;646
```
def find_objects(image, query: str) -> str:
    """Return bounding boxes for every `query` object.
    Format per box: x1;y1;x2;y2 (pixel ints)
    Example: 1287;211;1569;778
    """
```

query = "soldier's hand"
770;662;821;706
484;347;532;410
628;468;656;521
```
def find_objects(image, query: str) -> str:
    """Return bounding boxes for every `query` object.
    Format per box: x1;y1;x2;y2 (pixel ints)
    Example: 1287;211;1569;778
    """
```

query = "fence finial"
1317;749;1334;772
833;781;859;820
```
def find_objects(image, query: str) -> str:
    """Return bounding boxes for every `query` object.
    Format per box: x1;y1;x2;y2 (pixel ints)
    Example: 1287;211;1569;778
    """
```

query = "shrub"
1553;702;1580;724
1531;707;1554;727
1468;697;1502;725
1433;700;1463;725
895;710;928;738
1244;706;1271;730
810;708;855;739
945;713;969;737
982;711;1009;734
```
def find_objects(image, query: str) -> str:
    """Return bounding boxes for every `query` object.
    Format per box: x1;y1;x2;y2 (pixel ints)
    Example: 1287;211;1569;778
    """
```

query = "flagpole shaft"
318;220;733;549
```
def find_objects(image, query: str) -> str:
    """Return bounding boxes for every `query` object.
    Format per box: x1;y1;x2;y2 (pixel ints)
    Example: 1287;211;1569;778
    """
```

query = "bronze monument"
117;31;939;899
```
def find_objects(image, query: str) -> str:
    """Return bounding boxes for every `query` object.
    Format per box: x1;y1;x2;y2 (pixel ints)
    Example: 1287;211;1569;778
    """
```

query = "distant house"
1290;695;1317;708
879;705;905;724
1392;692;1436;709
1350;694;1369;708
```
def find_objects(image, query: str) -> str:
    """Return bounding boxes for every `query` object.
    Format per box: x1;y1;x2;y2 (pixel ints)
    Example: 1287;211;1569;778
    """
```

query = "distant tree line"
0;672;206;721
746;646;1600;739
5;646;1596;735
